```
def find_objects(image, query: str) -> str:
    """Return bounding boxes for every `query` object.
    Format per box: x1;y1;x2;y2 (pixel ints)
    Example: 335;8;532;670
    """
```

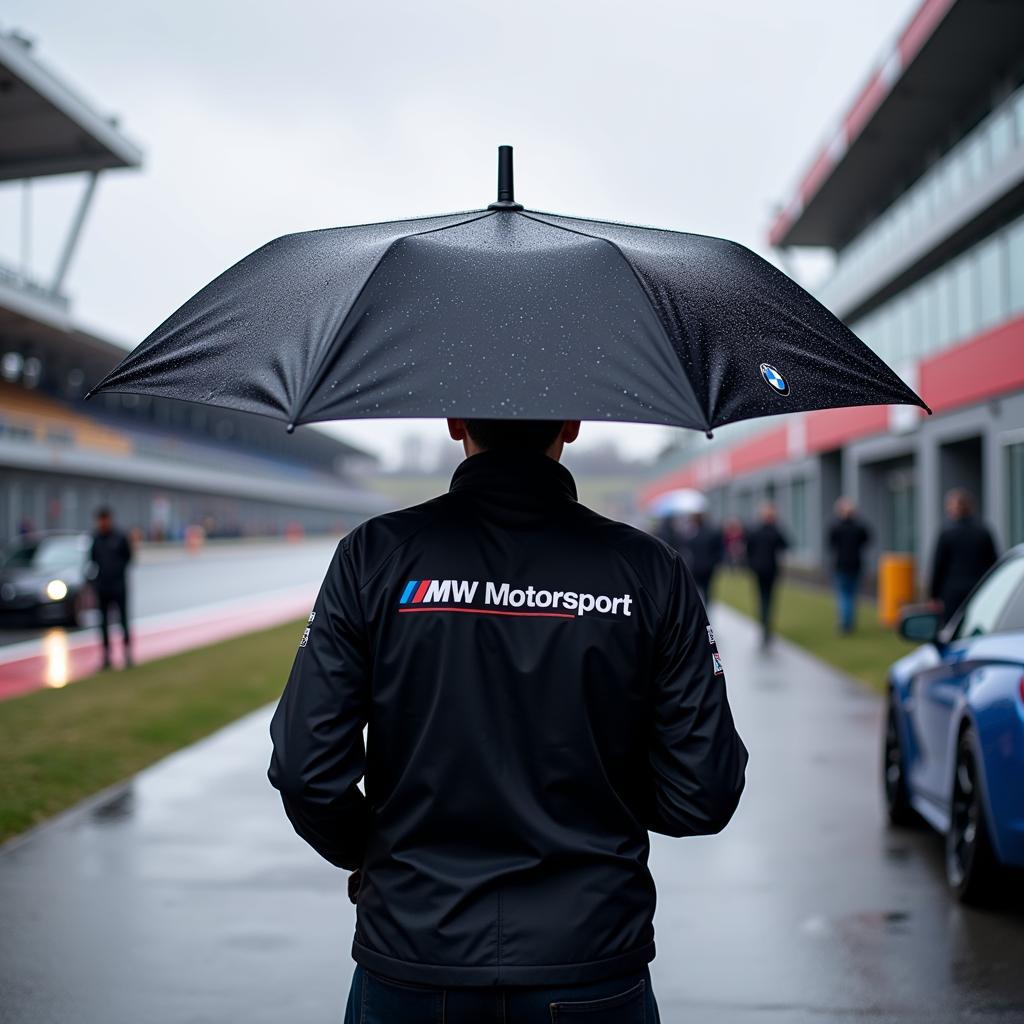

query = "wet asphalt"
0;604;1022;1022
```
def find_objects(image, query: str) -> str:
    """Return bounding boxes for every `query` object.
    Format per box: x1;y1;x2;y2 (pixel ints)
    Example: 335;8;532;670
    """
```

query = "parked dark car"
0;532;96;626
884;547;1024;903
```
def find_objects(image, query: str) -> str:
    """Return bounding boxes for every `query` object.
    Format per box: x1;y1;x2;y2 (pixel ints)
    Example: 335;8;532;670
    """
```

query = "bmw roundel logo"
759;362;790;396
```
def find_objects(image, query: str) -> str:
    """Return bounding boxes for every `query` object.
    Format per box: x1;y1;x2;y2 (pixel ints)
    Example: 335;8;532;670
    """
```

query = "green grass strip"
712;570;910;693
0;618;303;843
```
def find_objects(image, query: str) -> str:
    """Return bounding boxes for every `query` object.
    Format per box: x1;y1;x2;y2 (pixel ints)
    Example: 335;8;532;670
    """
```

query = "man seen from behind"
269;419;748;1023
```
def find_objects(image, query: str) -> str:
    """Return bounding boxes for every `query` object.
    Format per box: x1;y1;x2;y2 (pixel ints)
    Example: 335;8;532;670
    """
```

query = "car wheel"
946;728;1001;904
883;699;917;827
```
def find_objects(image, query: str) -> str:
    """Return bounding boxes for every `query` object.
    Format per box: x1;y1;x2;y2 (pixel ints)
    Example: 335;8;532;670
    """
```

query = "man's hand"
348;869;362;904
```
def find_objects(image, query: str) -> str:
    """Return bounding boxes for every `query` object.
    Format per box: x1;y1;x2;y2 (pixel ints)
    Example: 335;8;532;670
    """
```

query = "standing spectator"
653;513;679;549
90;507;133;669
827;497;872;634
722;517;746;568
745;502;789;647
930;488;998;623
678;512;724;607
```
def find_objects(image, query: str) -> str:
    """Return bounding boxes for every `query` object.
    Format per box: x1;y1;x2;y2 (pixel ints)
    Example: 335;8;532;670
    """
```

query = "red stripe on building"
843;71;891;145
799;148;840;208
919;314;1024;414
804;404;890;453
768;0;956;246
899;0;956;65
728;426;789;476
412;579;432;603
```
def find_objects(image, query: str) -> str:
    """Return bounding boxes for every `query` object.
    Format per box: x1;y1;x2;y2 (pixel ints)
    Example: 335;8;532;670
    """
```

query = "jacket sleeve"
268;539;370;869
644;554;748;838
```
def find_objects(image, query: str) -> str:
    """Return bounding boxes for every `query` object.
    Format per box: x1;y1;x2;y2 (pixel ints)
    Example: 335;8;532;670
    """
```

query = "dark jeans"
834;570;860;633
97;585;130;657
343;965;660;1023
753;571;777;644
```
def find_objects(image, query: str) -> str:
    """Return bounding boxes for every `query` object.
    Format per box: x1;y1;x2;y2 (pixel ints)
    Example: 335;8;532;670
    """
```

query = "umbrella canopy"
649;489;708;518
89;146;928;434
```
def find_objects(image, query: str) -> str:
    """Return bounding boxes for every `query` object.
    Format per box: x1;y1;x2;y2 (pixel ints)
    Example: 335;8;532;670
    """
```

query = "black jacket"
90;530;132;590
269;451;747;986
930;516;998;617
744;522;788;578
827;517;871;575
678;522;724;583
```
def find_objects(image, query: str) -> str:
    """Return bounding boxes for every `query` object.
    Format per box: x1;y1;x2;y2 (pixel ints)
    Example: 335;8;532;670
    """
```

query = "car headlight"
45;579;69;602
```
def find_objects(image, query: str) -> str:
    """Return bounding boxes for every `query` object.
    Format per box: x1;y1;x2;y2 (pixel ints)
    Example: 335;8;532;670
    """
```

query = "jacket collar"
449;450;578;504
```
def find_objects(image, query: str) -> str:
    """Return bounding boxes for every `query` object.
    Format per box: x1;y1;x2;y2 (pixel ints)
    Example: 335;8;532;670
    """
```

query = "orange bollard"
877;552;915;627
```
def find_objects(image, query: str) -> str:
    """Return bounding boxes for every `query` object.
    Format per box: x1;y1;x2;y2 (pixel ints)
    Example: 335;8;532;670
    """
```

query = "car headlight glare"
45;579;69;602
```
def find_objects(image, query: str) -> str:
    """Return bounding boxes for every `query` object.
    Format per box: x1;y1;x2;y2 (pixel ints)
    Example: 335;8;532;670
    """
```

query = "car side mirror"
898;607;942;645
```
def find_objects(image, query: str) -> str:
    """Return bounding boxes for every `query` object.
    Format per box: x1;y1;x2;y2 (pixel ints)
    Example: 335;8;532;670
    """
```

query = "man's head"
95;507;113;534
447;419;581;461
758;502;777;525
834;496;855;520
945;488;975;521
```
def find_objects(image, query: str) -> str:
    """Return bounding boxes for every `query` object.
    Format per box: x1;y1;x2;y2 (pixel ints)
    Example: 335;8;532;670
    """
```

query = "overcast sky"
1;0;918;465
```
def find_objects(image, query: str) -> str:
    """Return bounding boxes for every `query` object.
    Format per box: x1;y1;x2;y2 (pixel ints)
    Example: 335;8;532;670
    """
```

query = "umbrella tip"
286;421;296;434
84;389;93;401
705;429;714;440
488;144;524;211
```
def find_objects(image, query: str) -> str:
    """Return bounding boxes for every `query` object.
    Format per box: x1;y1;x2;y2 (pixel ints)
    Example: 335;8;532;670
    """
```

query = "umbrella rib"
286;210;498;430
518;211;712;436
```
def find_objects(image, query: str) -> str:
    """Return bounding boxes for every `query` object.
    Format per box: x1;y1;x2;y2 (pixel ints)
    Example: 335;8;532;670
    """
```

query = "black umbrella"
88;146;928;435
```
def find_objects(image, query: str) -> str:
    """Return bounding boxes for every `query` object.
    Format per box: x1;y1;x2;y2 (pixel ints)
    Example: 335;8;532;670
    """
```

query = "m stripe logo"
400;579;480;605
400;579;433;604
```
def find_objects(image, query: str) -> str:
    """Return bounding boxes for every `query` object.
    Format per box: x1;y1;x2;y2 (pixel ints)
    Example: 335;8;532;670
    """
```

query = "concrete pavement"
1;605;1022;1022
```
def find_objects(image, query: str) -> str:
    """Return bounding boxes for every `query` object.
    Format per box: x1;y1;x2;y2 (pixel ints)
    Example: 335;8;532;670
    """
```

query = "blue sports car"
885;546;1024;903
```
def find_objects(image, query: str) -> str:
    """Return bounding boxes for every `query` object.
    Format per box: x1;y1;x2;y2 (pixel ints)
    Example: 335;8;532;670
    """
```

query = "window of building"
988;107;1015;166
1008;215;1024;316
931;267;955;350
1014;86;1024;149
976;233;1007;330
964;132;990;185
952;251;978;340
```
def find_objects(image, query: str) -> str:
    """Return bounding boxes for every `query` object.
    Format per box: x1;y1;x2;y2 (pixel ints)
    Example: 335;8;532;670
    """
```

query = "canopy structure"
0;29;142;180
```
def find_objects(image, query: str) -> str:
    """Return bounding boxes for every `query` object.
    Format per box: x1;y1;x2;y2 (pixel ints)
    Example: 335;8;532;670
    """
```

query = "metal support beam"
50;170;99;296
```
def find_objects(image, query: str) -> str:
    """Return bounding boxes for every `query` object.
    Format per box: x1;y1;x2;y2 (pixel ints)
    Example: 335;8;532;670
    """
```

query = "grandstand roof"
768;0;1024;249
0;28;142;180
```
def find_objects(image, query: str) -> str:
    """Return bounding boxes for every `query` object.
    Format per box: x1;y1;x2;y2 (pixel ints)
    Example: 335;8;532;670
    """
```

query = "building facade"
644;0;1024;585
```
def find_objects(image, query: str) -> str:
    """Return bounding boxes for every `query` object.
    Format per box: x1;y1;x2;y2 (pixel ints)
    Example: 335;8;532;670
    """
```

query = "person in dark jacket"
677;512;724;607
90;506;133;669
827;497;871;634
269;419;747;1023
745;503;789;648
930;488;998;623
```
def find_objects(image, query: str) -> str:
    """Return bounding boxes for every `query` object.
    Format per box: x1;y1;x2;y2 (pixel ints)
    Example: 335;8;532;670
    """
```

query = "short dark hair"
95;506;112;519
464;419;564;453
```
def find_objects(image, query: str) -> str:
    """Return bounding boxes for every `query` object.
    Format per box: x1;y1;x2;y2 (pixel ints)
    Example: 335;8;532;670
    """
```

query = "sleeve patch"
712;651;724;676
